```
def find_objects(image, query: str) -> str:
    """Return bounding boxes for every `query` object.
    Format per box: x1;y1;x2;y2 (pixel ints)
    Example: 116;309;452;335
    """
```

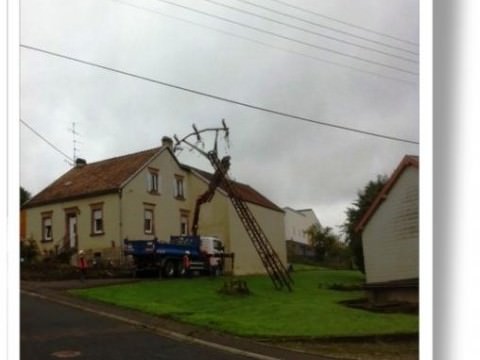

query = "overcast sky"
20;0;419;234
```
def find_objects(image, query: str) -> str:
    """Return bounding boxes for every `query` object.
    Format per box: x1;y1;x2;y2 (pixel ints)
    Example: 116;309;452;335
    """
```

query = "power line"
154;0;418;75
204;0;418;62
110;0;415;85
268;0;419;47
20;118;73;162
21;44;419;145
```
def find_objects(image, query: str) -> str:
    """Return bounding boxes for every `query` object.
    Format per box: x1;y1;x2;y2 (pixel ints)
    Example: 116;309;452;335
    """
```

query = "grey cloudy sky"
20;0;419;233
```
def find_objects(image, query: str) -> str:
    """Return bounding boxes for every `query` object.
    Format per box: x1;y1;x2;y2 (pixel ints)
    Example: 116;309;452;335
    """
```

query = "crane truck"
123;235;229;278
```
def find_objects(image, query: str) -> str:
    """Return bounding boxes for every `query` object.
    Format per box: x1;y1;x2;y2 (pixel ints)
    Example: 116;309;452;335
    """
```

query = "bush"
20;238;40;264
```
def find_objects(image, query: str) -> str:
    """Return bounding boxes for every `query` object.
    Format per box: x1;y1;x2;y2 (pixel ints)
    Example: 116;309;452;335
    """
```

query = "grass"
70;267;418;339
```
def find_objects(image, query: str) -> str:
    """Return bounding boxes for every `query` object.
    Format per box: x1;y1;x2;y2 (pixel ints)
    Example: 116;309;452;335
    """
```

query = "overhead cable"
21;44;419;145
203;0;418;62
153;0;418;75
268;0;419;46
110;0;416;85
20;118;73;162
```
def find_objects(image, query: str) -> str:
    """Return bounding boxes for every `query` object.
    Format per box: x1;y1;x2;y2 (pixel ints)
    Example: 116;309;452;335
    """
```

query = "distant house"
355;155;419;304
284;207;320;261
22;137;286;275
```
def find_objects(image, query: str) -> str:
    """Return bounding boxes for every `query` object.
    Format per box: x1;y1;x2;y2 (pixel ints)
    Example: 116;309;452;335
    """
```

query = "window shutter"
158;174;162;193
183;180;187;198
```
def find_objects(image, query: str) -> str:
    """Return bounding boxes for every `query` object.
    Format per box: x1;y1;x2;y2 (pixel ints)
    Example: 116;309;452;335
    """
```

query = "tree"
20;186;31;207
306;224;348;263
341;174;388;273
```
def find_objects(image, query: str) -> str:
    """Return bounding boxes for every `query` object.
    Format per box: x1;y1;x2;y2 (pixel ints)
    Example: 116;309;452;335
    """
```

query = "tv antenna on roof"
68;122;81;165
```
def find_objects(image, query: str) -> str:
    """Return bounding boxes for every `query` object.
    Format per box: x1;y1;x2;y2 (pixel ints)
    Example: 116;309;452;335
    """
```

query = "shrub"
20;238;40;264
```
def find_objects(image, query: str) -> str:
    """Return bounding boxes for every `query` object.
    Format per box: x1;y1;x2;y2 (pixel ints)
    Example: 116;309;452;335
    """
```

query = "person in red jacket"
78;250;87;281
183;250;191;278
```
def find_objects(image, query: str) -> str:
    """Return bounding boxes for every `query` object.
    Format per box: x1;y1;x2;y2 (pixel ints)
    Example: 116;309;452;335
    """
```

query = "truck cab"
199;236;224;256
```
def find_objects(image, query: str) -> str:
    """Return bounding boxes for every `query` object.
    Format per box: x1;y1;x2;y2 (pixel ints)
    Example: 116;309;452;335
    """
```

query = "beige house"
22;137;286;275
284;207;320;261
355;155;419;304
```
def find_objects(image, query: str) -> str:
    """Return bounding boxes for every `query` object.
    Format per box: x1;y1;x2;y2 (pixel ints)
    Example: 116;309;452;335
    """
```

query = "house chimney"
75;158;87;168
161;136;173;149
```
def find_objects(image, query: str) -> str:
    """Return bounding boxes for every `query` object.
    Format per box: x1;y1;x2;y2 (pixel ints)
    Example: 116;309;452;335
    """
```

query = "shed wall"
363;166;419;284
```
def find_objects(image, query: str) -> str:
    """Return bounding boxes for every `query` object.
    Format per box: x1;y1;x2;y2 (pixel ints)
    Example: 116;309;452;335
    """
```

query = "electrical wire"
153;0;418;75
110;0;416;85
21;44;419;145
267;0;419;46
20;118;73;162
203;0;418;62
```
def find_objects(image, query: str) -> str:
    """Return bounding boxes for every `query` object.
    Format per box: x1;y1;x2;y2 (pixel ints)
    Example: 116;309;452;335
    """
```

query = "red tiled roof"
355;155;419;232
24;147;161;208
189;167;284;212
24;146;283;212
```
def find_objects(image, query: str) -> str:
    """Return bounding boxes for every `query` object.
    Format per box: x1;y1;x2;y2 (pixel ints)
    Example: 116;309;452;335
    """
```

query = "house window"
174;175;185;199
147;168;160;193
144;209;154;234
90;204;104;235
42;215;53;242
180;212;189;236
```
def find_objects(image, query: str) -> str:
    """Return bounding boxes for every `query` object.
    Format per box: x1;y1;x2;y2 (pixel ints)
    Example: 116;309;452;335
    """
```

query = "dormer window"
147;168;160;194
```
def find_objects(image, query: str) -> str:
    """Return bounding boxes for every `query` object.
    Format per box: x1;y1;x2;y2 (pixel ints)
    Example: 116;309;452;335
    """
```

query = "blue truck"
123;235;232;277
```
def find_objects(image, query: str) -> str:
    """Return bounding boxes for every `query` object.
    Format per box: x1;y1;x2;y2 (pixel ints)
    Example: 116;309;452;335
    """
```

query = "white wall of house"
284;207;320;245
362;166;419;284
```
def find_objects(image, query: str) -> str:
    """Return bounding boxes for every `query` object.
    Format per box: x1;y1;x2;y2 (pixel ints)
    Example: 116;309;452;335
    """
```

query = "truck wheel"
163;260;175;278
176;262;186;277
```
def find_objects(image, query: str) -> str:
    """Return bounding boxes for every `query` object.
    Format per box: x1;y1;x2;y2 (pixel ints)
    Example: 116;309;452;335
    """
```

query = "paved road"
21;293;254;360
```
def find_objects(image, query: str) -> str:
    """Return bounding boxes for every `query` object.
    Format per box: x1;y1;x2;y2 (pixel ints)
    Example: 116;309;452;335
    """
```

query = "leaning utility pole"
174;120;293;291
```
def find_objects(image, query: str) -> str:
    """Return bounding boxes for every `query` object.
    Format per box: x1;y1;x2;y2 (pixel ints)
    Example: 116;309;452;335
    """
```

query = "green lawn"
70;268;418;338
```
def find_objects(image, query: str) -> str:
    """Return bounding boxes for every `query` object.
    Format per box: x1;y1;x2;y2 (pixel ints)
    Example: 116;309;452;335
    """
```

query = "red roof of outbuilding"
355;155;419;232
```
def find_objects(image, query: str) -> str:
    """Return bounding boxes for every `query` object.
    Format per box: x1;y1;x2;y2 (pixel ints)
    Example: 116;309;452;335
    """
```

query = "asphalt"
21;279;335;360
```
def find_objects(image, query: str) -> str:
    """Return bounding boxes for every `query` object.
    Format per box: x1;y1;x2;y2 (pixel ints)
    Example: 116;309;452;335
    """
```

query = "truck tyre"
163;260;175;278
176;262;186;277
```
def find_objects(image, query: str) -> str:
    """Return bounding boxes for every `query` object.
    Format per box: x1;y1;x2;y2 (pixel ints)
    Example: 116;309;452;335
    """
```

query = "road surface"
21;293;255;360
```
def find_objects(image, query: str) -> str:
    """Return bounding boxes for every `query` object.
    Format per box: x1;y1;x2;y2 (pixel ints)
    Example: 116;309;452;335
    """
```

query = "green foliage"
306;225;349;266
20;186;31;207
72;269;417;338
20;238;40;264
341;174;388;273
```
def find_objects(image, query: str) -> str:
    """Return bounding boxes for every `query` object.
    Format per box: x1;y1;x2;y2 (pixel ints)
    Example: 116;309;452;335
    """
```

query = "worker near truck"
183;250;191;277
209;254;220;277
77;250;87;281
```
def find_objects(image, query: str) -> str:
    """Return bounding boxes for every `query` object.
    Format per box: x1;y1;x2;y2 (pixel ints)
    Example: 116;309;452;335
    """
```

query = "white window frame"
42;216;53;241
92;208;104;234
147;169;160;193
144;209;154;234
180;215;189;236
174;176;185;199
